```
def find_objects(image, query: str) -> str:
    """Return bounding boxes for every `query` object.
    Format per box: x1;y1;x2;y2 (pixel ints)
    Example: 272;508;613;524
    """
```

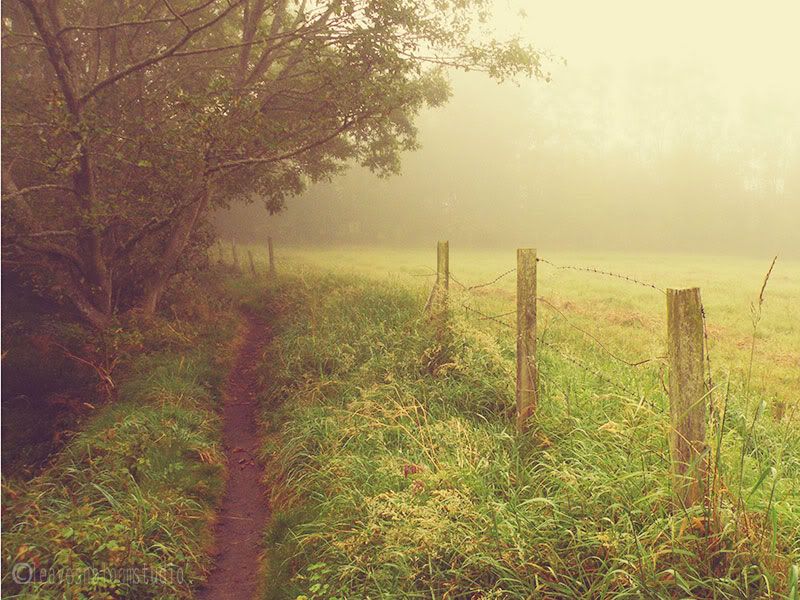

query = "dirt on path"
197;312;271;600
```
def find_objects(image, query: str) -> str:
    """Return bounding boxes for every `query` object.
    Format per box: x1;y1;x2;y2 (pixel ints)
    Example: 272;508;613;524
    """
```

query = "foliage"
0;286;237;598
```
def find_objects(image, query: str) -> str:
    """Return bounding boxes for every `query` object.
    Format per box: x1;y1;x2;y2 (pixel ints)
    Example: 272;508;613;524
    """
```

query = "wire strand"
537;257;665;293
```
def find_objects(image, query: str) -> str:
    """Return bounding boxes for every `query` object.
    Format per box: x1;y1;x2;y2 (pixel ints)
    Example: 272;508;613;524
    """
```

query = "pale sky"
496;0;800;96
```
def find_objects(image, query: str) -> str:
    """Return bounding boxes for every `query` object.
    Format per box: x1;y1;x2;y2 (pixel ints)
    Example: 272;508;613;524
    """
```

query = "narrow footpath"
197;313;270;600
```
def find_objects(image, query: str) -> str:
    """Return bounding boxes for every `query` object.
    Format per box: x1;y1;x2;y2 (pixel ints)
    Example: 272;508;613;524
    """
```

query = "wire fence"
424;248;723;508
422;250;716;424
215;239;708;417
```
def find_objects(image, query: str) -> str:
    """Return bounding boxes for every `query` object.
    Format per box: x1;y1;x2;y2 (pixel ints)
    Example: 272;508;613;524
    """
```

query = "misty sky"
216;0;800;257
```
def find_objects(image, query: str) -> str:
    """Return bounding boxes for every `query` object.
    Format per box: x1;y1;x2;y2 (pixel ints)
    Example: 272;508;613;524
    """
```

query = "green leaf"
747;466;775;501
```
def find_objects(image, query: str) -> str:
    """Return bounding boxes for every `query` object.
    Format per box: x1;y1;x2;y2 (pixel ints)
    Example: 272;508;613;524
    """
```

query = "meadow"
235;243;799;599
247;245;799;403
2;244;796;598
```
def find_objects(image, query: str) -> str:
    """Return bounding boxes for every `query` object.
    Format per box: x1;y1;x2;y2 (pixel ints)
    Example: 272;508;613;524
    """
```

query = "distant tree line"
216;67;798;257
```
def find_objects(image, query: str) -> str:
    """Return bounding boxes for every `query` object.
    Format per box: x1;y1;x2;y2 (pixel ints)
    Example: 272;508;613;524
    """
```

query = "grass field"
239;244;799;404
226;243;799;598
2;244;796;598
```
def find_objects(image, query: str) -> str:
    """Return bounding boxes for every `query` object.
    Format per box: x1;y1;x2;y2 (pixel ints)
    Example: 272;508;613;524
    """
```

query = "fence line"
451;267;665;370
463;267;518;291
461;300;667;413
424;242;707;509
215;239;715;511
538;338;647;402
218;238;280;279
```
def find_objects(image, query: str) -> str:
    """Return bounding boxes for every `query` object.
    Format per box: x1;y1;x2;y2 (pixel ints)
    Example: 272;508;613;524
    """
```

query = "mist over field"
217;0;800;257
4;0;799;598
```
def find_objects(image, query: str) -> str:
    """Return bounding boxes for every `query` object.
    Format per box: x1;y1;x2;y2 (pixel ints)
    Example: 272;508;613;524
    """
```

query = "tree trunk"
23;0;114;325
139;187;209;316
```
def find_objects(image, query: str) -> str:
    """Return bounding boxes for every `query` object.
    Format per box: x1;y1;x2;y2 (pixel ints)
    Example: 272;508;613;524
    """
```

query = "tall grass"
254;270;799;599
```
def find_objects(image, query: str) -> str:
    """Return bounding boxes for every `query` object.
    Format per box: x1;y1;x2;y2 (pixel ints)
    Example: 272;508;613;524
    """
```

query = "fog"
216;0;800;257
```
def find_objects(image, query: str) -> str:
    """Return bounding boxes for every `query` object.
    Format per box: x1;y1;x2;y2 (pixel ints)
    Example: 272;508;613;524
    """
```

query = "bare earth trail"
197;312;271;600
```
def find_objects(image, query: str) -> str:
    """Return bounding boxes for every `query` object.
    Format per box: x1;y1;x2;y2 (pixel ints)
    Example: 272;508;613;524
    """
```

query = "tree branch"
55;0;218;36
205;115;357;175
79;0;244;105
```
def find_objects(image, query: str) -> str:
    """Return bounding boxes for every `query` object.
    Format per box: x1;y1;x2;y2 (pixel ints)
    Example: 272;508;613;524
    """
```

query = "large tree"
2;0;547;327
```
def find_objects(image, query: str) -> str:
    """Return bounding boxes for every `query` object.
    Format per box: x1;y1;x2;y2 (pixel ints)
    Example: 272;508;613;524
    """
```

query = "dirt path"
197;313;270;600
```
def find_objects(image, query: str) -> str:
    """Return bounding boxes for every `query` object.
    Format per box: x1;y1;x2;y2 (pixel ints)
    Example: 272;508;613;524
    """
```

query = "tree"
2;0;547;327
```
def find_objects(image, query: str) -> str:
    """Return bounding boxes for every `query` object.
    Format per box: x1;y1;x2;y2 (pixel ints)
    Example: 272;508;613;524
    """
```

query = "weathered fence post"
516;248;538;432
231;242;240;272
667;287;707;509
424;241;449;314
437;240;449;299
247;249;257;276
268;236;276;277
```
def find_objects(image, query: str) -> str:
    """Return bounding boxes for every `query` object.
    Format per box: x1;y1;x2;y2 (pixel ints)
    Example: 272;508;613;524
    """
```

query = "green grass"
238;244;799;405
236;247;799;599
1;279;239;599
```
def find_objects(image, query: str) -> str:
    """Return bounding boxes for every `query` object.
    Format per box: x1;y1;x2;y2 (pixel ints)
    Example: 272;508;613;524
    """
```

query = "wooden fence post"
268;236;276;277
423;241;449;316
231;242;240;272
667;287;707;509
247;249;257;276
437;240;449;298
516;248;538;432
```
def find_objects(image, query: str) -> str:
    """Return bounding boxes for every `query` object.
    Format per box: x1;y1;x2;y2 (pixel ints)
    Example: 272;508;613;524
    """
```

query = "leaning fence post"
247;249;257;276
231;242;240;272
516;248;538;432
667;287;707;509
268;236;276;277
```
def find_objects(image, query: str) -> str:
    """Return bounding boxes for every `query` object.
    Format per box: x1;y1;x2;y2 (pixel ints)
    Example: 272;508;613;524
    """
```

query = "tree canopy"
2;0;546;327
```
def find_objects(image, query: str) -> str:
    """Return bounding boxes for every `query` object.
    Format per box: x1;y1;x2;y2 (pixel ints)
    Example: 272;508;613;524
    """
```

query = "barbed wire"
457;298;664;411
538;338;636;396
539;339;664;411
464;268;517;291
536;257;665;293
452;271;665;370
425;262;669;413
461;304;515;328
449;271;468;291
448;268;517;293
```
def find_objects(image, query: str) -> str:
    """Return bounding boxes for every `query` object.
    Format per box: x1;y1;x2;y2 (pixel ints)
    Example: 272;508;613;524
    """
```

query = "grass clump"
255;270;798;599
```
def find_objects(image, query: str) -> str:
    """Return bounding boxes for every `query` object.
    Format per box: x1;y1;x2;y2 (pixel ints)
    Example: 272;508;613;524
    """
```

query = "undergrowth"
255;272;799;599
1;275;239;599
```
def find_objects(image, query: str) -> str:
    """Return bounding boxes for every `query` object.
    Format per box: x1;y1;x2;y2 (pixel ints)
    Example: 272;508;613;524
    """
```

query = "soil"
197;312;271;600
